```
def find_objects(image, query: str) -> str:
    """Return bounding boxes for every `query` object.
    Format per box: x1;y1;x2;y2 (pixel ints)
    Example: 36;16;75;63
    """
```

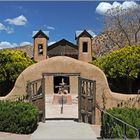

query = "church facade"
32;29;96;97
1;30;139;124
33;30;95;62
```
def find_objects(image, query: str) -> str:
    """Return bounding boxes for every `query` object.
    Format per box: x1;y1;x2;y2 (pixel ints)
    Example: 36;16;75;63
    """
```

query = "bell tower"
76;30;93;62
33;30;49;62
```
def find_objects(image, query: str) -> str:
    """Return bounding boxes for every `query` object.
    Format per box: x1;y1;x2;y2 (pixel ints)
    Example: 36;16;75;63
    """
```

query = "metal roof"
75;30;96;38
32;30;49;38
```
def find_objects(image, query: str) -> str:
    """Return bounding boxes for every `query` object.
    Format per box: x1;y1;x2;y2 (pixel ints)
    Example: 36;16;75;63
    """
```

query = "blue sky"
0;1;139;48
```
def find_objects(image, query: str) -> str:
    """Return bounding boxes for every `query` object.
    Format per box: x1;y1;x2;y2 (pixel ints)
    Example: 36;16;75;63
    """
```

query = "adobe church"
33;30;95;62
1;29;139;124
32;29;96;97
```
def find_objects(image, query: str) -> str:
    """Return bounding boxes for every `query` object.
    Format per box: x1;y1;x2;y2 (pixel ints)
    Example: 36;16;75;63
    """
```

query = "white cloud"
0;41;32;49
0;23;5;30
96;2;112;15
20;42;32;46
96;1;139;15
5;27;14;34
48;41;56;46
0;23;14;34
0;41;18;49
47;26;55;30
5;15;27;26
122;1;138;9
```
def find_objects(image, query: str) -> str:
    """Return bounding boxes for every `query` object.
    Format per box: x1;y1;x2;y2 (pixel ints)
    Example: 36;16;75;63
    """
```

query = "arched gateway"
3;56;138;124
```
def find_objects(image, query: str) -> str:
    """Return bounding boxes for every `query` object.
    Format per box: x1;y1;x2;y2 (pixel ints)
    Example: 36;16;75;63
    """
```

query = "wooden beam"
42;72;80;77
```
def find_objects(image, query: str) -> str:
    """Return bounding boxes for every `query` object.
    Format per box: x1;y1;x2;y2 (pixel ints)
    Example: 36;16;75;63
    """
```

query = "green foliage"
91;46;140;93
92;46;140;79
0;100;39;134
0;49;34;96
101;108;140;139
0;49;34;82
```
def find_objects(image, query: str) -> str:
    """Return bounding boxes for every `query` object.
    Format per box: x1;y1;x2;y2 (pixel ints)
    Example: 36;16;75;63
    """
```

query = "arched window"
83;42;88;52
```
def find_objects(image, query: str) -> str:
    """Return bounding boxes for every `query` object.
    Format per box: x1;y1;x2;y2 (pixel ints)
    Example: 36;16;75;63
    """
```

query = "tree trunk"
127;78;133;93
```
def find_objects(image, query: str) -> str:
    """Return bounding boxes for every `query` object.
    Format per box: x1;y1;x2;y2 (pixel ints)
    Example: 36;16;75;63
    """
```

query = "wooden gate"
26;77;45;122
78;77;96;124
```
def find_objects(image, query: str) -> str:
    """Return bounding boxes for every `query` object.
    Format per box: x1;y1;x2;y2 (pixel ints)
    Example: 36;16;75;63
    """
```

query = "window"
38;44;43;55
83;42;88;52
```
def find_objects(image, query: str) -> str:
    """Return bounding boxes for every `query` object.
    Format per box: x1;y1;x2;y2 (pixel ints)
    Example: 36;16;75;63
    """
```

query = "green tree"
91;46;140;93
0;49;34;96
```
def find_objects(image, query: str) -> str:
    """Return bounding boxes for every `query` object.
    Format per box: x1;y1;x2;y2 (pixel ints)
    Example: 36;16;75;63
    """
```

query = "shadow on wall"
0;81;15;96
108;77;140;94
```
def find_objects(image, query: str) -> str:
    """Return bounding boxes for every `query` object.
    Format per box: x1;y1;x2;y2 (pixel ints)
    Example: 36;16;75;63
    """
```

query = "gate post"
78;76;82;122
26;81;32;101
42;74;46;123
92;81;96;124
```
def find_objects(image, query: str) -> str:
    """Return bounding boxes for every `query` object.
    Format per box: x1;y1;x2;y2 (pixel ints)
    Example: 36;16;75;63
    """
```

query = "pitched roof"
32;30;49;39
48;39;78;56
75;30;96;39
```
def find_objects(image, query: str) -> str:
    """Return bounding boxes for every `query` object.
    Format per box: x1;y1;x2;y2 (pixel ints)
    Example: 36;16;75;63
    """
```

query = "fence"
96;104;140;139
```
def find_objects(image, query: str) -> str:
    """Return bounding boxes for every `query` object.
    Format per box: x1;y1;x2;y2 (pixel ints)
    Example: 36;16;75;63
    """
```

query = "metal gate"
78;77;96;124
26;77;45;122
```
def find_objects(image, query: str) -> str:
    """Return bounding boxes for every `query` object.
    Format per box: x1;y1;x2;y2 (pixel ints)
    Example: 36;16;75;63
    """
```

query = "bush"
101;108;140;139
0;101;39;134
91;45;140;93
0;49;35;96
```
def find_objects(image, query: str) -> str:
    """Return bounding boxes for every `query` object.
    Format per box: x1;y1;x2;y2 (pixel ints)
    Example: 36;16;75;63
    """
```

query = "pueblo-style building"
1;29;139;125
33;30;95;62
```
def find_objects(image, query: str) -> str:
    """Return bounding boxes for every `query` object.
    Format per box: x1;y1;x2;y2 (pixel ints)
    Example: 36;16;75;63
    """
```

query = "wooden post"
26;81;32;102
42;75;46;123
93;81;96;124
78;76;82;122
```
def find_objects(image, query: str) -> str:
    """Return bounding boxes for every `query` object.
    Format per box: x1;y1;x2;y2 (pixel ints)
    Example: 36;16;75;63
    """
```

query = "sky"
0;1;139;49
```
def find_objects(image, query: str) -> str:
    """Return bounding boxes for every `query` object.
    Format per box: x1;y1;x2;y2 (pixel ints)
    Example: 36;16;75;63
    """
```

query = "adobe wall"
0;56;138;124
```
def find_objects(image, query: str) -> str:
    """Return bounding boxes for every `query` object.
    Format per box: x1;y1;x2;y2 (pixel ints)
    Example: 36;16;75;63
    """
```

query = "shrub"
0;100;39;134
0;49;35;96
101;108;140;139
91;45;140;93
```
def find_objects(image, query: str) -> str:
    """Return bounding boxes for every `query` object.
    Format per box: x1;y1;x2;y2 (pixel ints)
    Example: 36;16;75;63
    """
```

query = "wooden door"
26;77;45;122
78;77;96;124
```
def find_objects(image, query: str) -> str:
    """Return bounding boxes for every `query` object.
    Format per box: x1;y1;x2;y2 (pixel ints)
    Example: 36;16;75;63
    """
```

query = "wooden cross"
55;78;70;114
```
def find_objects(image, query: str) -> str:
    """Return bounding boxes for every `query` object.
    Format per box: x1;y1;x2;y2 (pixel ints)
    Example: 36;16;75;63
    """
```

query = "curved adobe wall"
2;56;137;101
3;56;108;98
0;56;138;124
